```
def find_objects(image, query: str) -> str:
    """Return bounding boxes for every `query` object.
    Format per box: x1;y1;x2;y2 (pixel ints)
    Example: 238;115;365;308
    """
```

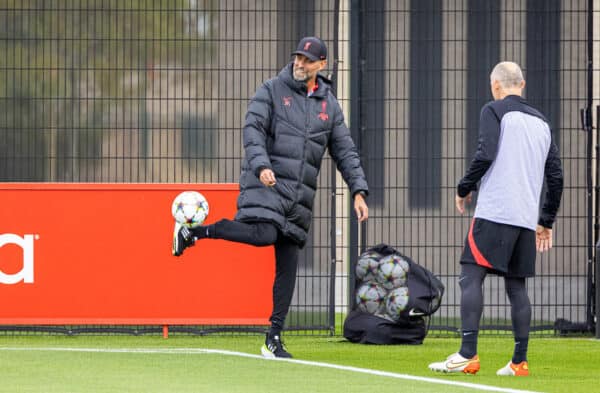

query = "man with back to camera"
428;62;563;376
172;36;369;358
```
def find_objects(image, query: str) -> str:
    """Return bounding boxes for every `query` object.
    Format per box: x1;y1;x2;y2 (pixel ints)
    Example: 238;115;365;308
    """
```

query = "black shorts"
460;218;536;278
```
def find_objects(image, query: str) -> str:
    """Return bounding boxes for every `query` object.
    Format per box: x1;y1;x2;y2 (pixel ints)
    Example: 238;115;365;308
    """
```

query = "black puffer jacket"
234;63;368;247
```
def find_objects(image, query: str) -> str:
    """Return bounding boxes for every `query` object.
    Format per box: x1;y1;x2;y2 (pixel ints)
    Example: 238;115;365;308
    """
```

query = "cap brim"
291;50;321;61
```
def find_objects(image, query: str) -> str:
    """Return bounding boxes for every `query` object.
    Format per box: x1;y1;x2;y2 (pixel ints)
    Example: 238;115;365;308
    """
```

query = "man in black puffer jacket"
172;37;369;358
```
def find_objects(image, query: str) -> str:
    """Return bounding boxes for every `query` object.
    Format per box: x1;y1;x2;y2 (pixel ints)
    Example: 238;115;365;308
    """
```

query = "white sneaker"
428;352;480;374
496;361;529;376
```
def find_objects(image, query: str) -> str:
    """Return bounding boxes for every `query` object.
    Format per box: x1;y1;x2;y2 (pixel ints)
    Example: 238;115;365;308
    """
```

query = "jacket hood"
279;62;331;98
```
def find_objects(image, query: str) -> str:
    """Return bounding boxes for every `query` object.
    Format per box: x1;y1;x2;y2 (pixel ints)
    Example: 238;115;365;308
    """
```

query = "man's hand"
455;192;472;214
354;193;369;223
259;168;277;187
536;225;553;252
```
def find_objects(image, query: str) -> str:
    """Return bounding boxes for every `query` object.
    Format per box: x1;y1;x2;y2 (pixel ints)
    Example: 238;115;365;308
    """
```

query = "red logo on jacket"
318;101;329;121
283;96;292;107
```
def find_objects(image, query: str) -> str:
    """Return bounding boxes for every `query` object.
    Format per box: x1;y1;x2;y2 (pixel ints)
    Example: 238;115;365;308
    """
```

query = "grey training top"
475;111;550;230
457;95;563;230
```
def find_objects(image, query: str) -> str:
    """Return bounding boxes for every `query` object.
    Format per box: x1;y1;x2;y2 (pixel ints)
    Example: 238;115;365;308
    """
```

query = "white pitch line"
0;347;543;393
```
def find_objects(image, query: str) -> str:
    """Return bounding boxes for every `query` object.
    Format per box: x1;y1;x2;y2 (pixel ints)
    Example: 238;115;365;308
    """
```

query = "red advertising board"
0;183;275;325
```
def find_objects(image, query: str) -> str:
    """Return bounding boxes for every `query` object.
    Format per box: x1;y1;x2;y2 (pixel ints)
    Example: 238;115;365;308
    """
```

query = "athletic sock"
512;337;529;364
268;318;285;338
268;328;282;339
190;225;211;239
459;330;478;359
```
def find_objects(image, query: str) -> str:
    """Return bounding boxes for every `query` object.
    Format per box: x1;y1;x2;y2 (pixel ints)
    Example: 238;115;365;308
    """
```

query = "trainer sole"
260;344;276;359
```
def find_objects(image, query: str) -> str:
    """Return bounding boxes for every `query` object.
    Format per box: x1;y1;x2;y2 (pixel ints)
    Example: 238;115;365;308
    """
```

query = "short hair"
490;61;524;89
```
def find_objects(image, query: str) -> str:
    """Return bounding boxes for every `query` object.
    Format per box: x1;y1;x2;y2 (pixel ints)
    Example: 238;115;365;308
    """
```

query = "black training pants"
459;263;531;339
208;219;299;331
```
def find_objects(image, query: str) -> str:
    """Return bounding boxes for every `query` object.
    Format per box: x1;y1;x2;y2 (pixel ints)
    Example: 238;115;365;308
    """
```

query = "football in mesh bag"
171;191;209;228
355;251;382;283
376;254;409;289
355;281;387;314
385;286;410;321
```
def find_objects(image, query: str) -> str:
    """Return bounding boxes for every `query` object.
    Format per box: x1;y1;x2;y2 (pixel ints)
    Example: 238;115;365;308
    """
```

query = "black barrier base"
554;318;592;336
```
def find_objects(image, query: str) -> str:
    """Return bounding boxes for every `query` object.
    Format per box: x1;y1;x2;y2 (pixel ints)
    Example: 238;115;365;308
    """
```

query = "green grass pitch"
0;335;598;392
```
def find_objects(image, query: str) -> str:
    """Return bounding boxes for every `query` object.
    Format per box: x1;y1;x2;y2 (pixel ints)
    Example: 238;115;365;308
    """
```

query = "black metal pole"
596;103;599;339
328;0;340;336
348;0;362;311
583;0;594;332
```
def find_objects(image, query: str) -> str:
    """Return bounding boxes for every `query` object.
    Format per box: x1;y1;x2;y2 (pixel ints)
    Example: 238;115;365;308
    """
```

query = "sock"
459;330;478;359
512;337;529;363
268;319;284;339
268;327;281;339
190;225;211;239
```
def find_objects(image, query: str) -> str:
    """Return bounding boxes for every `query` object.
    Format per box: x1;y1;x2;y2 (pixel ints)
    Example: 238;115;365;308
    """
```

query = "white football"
356;252;381;283
376;254;409;290
171;191;209;228
355;281;387;314
385;286;410;321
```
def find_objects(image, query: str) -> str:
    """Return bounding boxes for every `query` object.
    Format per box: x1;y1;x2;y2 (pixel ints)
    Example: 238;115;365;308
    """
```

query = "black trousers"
202;219;299;332
460;263;531;338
